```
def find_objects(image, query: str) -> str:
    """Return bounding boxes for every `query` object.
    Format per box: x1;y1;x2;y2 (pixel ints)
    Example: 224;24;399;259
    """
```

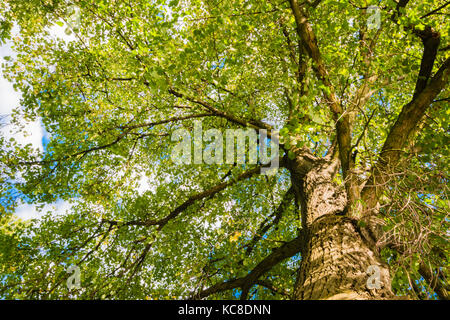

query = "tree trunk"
289;155;394;300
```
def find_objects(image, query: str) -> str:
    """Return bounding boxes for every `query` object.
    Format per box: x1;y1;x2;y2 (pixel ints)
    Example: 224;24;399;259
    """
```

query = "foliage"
0;0;448;299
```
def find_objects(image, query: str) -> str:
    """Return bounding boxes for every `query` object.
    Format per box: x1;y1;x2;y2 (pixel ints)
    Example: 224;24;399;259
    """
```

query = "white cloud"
0;73;20;116
0;21;79;153
1;31;44;153
137;173;157;194
14;199;73;221
0;24;76;222
0;38;19;116
46;23;77;43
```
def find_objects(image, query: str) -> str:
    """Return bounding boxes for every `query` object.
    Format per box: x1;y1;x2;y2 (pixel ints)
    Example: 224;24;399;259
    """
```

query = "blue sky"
0;23;163;220
0;24;76;220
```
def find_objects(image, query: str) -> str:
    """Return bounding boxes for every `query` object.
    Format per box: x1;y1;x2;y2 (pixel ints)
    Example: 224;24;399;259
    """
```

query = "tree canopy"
0;0;448;300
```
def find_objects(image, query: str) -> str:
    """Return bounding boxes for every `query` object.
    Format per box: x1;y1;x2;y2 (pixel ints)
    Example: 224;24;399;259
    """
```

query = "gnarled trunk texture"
289;153;394;300
294;215;393;300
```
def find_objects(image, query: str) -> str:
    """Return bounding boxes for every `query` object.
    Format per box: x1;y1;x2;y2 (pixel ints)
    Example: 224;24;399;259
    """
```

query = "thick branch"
17;113;215;166
288;0;341;114
288;0;354;203
413;28;441;99
362;58;450;211
418;262;449;300
105;166;262;230
245;186;295;256
192;234;304;299
255;280;291;297
168;88;272;133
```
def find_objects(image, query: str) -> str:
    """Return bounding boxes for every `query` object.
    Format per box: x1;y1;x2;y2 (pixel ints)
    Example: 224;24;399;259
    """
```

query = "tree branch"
418;262;449;300
362;58;450;211
191;234;304;299
105;166;263;230
244;186;295;256
255;279;291;297
288;0;354;205
168;88;273;133
412;27;441;99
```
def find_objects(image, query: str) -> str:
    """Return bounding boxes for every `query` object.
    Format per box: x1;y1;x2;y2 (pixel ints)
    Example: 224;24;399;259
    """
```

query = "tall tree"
0;0;448;300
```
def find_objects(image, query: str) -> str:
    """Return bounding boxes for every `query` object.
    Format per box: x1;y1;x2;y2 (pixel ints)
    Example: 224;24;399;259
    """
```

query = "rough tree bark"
287;150;393;300
284;0;449;300
191;0;449;301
